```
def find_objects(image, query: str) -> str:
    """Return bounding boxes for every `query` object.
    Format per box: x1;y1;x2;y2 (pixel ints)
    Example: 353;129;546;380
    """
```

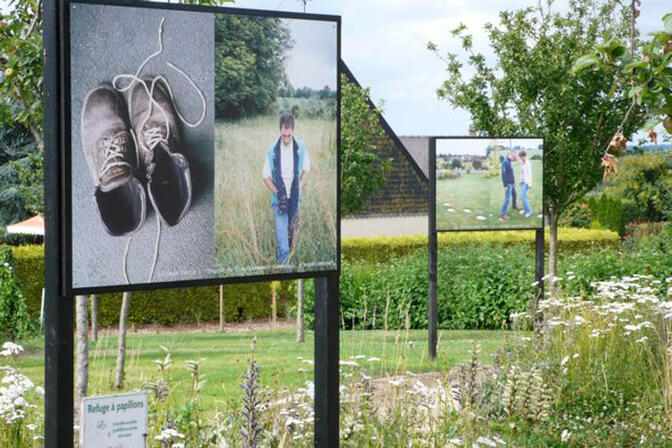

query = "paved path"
341;216;428;238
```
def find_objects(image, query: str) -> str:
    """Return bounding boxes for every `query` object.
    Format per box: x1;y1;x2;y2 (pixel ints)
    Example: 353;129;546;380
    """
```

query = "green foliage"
559;223;672;296
303;230;619;332
340;74;391;215
0;124;40;228
574;12;672;134
0;246;36;340
585;194;626;235
10;244;296;326
604;151;672;222
0;0;43;150
429;0;643;225
214;15;292;119
341;228;620;264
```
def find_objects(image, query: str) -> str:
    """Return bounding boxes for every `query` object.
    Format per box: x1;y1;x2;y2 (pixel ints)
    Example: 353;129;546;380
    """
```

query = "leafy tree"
340;73;391;215
428;0;644;279
604;152;672;222
450;158;463;169
214;15;292;119
0;124;39;228
573;12;672;136
0;0;42;150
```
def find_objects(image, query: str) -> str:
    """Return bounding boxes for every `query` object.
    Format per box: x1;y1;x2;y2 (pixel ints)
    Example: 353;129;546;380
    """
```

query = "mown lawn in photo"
436;159;543;230
214;114;337;277
17;328;513;413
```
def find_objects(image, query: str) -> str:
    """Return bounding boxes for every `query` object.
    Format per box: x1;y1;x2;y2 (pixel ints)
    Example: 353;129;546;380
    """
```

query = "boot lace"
98;132;130;178
107;17;206;285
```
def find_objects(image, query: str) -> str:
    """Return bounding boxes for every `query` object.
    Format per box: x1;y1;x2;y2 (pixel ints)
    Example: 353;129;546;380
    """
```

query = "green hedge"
341;227;619;263
10;244;295;327
10;227;619;328
302;226;670;331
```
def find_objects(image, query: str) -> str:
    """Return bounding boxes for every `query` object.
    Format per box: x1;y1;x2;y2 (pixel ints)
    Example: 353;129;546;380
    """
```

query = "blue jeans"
521;182;532;214
500;184;514;216
273;205;290;264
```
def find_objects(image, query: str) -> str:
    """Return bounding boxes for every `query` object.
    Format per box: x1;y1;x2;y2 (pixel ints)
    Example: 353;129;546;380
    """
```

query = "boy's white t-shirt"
520;160;532;186
262;139;311;198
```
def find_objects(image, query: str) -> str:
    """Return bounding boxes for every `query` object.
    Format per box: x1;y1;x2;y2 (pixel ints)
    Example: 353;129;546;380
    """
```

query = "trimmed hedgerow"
341;228;619;263
10;228;619;328
9;244;295;327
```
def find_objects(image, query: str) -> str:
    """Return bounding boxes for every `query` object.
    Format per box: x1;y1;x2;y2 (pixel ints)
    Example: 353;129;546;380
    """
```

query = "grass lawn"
16;328;514;412
436;159;543;230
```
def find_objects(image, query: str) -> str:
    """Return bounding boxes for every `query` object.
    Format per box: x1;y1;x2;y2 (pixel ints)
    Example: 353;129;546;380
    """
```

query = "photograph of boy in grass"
262;113;310;264
213;15;337;277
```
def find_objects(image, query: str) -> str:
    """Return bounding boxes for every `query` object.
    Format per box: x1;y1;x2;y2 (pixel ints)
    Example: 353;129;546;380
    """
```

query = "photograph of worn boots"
80;84;146;236
81;79;192;234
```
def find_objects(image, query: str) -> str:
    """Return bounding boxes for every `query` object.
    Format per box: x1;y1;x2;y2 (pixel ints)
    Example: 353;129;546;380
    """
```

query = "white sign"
82;391;148;447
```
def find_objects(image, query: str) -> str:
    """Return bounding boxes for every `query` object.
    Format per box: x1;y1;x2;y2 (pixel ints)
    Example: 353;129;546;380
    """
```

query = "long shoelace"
112;17;206;284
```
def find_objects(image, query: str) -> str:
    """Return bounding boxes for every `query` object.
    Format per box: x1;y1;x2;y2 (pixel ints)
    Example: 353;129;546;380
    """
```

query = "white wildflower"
476;436;497;447
0;342;23;358
561;429;571;442
154;428;185;442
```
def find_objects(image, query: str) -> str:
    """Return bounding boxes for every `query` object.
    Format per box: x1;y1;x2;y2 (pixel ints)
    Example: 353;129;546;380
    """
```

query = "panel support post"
43;0;74;446
314;274;340;447
428;138;438;361
533;227;545;327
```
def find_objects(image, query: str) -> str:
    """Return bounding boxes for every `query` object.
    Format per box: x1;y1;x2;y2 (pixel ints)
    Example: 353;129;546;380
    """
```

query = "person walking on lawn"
262;113;311;264
499;150;518;220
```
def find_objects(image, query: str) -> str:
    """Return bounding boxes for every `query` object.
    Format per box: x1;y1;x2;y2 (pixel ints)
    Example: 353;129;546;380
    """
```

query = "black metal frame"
59;0;342;296
44;1;341;446
427;136;546;360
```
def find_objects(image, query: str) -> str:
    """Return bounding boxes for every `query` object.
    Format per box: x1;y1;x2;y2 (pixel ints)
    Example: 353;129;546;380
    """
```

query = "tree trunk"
115;292;130;389
296;279;304;343
90;294;98;342
219;285;224;332
271;283;277;331
548;211;559;297
74;295;89;430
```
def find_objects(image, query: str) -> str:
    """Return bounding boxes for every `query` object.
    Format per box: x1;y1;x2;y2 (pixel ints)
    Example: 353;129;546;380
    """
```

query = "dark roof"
398;136;429;179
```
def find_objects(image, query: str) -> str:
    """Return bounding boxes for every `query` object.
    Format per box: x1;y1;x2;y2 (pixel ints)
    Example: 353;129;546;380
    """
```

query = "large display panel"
433;137;544;231
63;1;340;293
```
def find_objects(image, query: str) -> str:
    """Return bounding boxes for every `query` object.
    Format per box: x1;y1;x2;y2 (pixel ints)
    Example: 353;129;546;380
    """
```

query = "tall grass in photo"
214;114;337;276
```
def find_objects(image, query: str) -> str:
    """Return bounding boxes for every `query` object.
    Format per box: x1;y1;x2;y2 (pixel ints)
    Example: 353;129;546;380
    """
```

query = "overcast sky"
283;18;337;91
3;0;669;136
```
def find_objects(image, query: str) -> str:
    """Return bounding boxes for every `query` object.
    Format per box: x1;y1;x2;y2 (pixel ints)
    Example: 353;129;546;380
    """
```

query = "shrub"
10;244;296;327
0;246;36;340
342;228;619;264
585;194;625;236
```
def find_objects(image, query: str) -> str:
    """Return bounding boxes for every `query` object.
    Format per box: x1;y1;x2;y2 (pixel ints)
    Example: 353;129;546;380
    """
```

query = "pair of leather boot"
80;79;191;236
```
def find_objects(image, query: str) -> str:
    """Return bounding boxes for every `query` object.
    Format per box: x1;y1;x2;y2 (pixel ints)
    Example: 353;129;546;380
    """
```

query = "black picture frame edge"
430;135;546;233
60;0;342;296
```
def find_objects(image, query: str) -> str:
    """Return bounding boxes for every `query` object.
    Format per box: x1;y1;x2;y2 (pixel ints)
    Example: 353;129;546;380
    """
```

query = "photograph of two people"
435;138;544;231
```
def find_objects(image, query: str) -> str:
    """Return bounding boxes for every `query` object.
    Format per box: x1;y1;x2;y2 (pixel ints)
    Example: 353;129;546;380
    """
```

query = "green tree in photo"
340;74;391;215
428;0;644;280
214;15;292;119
